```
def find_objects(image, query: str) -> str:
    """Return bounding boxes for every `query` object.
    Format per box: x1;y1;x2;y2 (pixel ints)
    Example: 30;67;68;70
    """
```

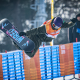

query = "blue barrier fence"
73;42;80;74
39;45;60;80
2;50;25;80
1;42;80;80
39;42;80;80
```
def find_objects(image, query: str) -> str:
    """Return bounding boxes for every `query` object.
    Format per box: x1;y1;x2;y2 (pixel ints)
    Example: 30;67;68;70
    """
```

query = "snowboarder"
18;17;76;57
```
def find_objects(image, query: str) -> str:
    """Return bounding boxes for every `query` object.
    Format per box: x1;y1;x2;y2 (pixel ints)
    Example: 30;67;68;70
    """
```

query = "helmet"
53;17;63;27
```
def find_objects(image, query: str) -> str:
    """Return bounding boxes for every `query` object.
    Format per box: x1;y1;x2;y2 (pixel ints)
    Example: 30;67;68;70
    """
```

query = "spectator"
69;13;80;43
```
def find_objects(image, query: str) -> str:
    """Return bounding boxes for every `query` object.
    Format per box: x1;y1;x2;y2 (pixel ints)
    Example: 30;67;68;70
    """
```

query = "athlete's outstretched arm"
61;18;77;28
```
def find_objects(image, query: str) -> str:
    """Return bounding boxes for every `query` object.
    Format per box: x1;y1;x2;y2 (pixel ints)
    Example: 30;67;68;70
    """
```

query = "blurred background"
0;0;80;52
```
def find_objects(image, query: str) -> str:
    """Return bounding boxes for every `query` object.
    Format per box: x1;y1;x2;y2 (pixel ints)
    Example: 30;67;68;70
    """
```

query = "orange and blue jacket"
43;19;75;38
43;19;61;38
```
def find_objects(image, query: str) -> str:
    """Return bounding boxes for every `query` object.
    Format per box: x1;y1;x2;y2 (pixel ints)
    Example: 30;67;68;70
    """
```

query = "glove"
70;18;77;23
19;32;26;36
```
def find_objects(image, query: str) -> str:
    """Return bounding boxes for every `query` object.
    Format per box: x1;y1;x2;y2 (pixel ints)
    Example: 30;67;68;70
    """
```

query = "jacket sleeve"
26;25;46;36
61;21;75;28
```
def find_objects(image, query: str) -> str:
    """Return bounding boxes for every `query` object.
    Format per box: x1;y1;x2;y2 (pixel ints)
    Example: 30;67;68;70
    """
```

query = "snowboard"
0;18;35;53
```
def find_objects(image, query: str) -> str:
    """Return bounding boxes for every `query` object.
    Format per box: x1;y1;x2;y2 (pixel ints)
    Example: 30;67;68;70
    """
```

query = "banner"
0;55;3;80
23;50;41;80
59;43;75;76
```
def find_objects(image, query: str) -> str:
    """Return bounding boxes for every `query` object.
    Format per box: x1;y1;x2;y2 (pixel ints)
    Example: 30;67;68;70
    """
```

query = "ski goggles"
52;23;61;29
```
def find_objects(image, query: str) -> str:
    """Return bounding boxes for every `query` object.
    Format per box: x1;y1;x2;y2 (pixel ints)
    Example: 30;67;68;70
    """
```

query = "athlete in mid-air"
18;17;76;57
